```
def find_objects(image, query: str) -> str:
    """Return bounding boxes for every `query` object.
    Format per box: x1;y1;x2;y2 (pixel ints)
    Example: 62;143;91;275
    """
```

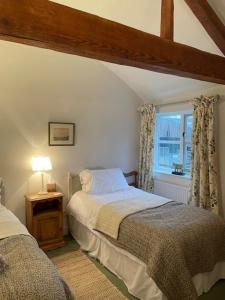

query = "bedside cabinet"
25;192;65;251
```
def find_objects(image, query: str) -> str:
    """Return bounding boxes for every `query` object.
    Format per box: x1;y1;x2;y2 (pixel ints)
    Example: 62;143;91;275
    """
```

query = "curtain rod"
155;99;191;108
155;94;220;108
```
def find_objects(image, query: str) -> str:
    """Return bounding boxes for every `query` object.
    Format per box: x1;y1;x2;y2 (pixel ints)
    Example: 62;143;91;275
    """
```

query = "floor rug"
51;250;127;300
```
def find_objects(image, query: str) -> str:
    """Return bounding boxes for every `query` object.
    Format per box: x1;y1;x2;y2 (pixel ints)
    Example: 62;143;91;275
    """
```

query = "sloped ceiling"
53;0;225;102
208;0;225;24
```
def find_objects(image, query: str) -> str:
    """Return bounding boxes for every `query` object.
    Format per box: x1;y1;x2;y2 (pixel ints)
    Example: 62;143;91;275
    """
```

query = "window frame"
183;114;193;173
154;111;192;175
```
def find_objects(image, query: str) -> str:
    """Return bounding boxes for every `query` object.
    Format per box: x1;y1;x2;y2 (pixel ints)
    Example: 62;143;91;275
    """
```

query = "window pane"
158;143;180;169
158;115;181;142
184;143;192;172
185;115;193;142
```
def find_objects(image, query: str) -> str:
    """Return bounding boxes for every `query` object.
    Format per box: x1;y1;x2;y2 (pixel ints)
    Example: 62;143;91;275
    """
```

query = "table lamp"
32;156;52;195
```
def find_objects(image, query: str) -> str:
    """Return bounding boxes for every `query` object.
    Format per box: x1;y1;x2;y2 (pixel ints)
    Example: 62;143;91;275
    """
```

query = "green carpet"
47;236;225;300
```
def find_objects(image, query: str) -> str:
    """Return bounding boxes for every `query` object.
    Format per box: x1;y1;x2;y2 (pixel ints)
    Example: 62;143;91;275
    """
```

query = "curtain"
138;104;156;192
189;95;219;214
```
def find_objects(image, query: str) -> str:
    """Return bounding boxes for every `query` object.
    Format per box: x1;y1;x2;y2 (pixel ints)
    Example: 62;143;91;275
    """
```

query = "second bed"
67;169;225;300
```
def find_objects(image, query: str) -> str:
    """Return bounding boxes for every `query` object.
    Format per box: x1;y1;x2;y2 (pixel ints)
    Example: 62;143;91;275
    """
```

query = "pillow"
79;168;129;194
79;170;92;192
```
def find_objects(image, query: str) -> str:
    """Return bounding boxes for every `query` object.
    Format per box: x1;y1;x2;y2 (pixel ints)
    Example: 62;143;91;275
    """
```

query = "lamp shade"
32;157;52;172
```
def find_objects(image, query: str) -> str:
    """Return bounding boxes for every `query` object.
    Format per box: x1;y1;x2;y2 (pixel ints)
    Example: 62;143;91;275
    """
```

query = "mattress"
67;187;225;300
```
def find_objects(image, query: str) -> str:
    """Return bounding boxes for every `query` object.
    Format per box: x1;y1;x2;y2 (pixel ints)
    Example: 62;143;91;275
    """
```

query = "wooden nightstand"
25;192;65;251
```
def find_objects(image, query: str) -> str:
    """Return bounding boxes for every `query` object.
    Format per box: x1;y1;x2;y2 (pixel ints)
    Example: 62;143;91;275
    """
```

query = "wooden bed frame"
123;171;138;188
68;170;138;200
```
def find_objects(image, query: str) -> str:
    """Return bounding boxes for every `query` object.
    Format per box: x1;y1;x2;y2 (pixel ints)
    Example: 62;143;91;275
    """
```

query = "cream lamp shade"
32;157;52;172
32;157;52;194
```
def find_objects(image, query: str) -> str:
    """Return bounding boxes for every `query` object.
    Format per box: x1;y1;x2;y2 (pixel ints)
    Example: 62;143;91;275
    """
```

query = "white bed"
67;171;225;300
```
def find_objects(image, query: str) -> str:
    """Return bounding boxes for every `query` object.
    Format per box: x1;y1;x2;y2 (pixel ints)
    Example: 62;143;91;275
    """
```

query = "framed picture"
48;122;75;146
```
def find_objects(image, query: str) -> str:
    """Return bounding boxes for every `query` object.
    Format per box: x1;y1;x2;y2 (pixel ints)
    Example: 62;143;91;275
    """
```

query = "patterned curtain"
138;104;156;192
189;95;219;214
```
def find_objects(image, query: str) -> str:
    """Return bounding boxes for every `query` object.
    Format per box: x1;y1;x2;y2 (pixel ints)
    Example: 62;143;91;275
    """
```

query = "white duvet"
0;205;29;239
67;186;171;230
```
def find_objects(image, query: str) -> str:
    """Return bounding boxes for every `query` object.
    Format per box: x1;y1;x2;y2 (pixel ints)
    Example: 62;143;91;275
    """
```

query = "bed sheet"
67;187;171;229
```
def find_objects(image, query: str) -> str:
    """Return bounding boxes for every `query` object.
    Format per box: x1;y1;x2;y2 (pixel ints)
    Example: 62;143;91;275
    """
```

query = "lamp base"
38;191;48;195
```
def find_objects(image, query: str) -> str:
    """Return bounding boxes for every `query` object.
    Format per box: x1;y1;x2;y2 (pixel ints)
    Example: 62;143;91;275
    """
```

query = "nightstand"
25;192;65;251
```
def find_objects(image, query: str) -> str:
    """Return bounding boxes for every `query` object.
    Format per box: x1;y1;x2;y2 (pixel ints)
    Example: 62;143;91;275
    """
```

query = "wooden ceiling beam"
161;0;174;40
184;0;225;56
0;0;225;84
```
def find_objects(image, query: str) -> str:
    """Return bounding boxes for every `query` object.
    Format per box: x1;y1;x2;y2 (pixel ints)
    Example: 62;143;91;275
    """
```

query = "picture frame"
48;122;75;146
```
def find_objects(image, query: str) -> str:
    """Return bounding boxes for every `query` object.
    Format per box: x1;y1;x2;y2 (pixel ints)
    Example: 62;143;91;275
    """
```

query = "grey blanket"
0;235;74;300
105;202;225;300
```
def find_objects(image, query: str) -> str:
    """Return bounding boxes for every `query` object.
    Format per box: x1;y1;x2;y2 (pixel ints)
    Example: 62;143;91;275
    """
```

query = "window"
154;112;193;174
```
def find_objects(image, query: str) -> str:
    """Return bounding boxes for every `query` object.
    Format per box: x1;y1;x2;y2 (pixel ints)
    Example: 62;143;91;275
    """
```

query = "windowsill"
153;170;190;188
154;170;190;180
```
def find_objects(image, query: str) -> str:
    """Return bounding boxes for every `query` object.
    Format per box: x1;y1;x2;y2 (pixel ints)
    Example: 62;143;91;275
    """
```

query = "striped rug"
51;250;127;300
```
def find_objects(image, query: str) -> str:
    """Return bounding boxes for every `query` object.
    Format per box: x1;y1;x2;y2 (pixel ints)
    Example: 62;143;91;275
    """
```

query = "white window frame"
183;114;192;173
154;111;192;175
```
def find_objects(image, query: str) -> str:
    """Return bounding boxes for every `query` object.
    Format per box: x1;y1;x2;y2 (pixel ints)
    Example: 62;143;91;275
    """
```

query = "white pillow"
79;168;129;194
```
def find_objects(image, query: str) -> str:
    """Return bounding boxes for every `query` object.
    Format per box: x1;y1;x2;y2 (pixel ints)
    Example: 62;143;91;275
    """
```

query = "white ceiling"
52;0;225;102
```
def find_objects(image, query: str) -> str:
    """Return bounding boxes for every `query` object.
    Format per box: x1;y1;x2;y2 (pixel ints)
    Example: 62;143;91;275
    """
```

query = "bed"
67;169;225;300
0;178;74;300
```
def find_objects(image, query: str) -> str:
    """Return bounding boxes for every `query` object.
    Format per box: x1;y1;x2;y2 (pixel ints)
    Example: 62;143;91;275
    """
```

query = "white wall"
0;41;141;224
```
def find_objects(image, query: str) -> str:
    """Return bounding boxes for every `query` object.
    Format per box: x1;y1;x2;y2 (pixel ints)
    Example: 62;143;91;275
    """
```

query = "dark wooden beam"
161;0;174;40
0;0;225;84
185;0;225;56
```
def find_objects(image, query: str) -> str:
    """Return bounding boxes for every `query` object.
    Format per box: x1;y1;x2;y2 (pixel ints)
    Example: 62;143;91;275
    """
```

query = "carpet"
51;250;127;300
48;236;225;300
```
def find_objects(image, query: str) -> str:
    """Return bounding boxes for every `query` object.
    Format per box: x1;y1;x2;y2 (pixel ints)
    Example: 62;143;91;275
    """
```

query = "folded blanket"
94;194;171;239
